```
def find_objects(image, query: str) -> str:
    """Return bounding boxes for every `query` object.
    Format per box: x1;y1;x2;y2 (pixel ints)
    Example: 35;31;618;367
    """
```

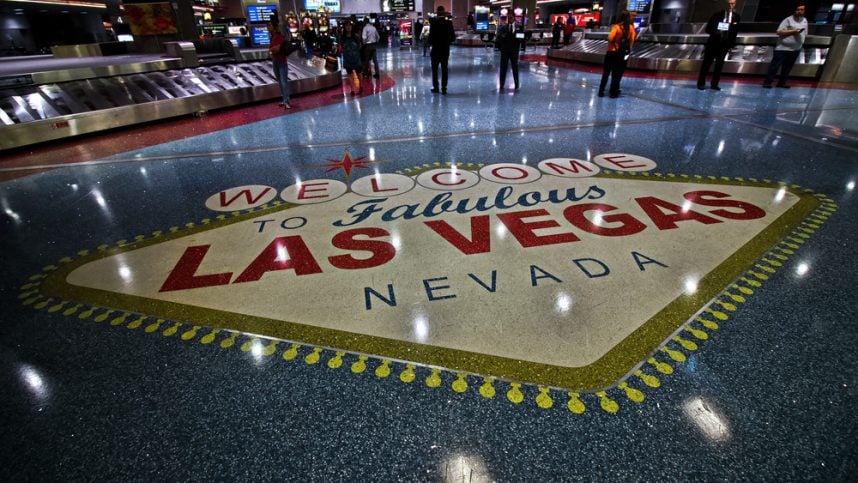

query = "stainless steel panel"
37;84;86;114
549;38;828;78
0;106;14;126
51;44;103;58
820;35;858;84
164;42;199;69
5;96;36;123
25;92;63;120
30;59;185;85
0;58;342;150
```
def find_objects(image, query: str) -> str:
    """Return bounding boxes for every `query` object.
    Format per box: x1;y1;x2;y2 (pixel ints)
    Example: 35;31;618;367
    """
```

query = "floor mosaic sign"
24;153;832;409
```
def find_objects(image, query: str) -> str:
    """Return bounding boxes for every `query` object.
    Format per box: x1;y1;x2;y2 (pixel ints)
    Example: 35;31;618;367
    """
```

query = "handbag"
617;25;631;58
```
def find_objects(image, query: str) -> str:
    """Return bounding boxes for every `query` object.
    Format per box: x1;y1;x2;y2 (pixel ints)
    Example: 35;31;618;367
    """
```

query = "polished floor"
1;46;857;480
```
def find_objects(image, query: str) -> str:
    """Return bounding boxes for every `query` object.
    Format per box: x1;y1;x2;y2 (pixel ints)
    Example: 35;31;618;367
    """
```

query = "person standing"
429;6;455;94
563;17;574;45
551;19;562;49
697;0;740;91
267;20;292;109
420;20;431;57
598;10;636;98
339;21;363;95
362;19;380;78
763;3;807;89
301;24;316;57
497;16;522;90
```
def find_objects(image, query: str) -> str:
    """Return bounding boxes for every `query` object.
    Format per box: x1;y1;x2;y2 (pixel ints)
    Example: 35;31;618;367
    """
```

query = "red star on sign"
319;151;372;177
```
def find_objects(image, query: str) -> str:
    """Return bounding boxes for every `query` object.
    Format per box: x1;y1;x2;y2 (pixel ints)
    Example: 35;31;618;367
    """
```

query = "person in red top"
563;17;574;45
267;20;292;109
598;10;636;99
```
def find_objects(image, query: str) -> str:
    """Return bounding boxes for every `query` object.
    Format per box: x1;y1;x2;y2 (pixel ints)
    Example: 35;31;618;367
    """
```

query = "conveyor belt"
548;33;831;78
0;57;341;151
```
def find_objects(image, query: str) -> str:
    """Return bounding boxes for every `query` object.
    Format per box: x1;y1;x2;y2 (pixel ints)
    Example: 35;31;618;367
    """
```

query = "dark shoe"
711;85;721;91
430;88;439;93
598;91;605;98
762;83;773;89
697;85;705;90
609;91;619;98
514;84;520;90
776;84;791;89
442;89;447;95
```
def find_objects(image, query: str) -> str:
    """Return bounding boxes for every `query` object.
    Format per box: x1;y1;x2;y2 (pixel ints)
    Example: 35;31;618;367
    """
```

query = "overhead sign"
382;0;414;12
305;0;340;13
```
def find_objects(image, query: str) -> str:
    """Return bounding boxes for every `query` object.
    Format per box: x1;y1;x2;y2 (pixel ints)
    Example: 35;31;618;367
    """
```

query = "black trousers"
599;51;627;95
698;43;730;88
499;49;520;88
431;47;450;90
764;50;800;86
362;44;379;75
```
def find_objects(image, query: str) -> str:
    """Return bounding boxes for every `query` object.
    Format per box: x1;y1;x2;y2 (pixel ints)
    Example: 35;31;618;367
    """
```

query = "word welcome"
204;155;656;213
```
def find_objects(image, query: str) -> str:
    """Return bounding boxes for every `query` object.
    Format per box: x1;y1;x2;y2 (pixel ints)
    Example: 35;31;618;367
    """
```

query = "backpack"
617;25;631;57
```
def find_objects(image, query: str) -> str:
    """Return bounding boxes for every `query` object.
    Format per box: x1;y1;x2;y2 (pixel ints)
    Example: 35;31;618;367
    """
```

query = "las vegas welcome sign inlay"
35;153;822;391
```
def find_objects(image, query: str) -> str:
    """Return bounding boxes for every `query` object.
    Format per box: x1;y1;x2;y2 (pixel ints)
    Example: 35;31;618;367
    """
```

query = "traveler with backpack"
598;10;635;99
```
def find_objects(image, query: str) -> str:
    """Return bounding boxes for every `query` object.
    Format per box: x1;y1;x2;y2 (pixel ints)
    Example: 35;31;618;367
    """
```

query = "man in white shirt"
763;3;808;89
362;18;381;78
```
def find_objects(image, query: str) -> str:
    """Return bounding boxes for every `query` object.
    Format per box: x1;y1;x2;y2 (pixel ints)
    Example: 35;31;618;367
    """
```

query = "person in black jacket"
551;19;562;49
496;17;522;90
429;6;455;94
697;0;741;91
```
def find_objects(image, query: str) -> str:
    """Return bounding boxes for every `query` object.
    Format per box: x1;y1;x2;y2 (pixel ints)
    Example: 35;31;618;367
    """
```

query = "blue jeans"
273;59;290;104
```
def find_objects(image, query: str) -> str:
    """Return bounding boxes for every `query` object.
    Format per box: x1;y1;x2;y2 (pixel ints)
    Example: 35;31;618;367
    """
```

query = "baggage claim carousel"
547;29;857;81
0;47;341;151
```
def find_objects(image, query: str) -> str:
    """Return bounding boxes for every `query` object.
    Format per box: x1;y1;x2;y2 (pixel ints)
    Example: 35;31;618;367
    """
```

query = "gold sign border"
19;166;836;413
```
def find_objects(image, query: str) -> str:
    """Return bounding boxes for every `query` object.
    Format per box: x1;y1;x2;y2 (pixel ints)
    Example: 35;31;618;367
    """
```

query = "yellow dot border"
18;166;836;414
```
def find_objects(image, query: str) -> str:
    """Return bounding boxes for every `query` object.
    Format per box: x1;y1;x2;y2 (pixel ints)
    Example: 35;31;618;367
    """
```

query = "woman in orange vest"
598;10;636;99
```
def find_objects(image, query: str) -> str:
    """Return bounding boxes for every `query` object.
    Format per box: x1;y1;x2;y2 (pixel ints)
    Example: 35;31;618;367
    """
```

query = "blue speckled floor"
1;47;857;480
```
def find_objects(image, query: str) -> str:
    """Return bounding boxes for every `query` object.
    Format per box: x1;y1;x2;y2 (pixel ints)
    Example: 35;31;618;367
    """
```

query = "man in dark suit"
429;5;455;94
697;0;741;91
497;16;523;90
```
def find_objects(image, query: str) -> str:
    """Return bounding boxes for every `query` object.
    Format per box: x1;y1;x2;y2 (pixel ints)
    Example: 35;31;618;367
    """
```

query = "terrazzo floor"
1;46;856;480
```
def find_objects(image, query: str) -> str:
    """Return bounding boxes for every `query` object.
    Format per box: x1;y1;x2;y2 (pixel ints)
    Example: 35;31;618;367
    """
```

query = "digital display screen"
227;26;244;36
305;0;341;13
628;0;652;12
251;26;270;45
201;24;226;36
475;6;489;30
247;5;277;23
382;0;414;12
